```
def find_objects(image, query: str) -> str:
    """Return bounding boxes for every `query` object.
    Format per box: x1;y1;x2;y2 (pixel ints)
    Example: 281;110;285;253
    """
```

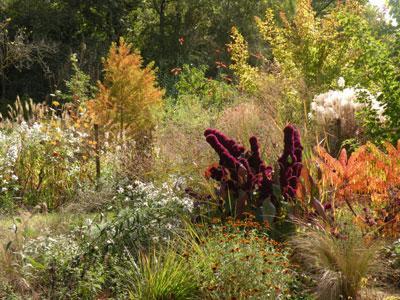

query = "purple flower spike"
204;128;245;158
208;166;225;181
278;125;303;201
206;134;240;170
204;126;304;218
258;165;274;206
248;136;266;173
238;157;255;191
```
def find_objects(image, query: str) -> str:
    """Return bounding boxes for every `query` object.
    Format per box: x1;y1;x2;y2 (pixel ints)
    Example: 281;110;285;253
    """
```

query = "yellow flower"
52;101;60;107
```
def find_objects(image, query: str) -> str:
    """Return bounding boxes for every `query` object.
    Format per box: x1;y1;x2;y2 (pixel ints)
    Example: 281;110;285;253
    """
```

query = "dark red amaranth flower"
204;129;245;158
200;125;308;224
248;136;266;173
278;125;303;201
238;157;255;191
257;165;274;207
205;134;240;170
205;164;225;181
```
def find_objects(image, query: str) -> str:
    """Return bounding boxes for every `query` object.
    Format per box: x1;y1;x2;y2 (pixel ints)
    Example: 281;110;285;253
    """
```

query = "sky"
370;0;387;9
369;0;398;25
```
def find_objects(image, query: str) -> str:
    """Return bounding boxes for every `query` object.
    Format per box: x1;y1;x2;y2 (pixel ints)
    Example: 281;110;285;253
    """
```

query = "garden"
1;0;400;299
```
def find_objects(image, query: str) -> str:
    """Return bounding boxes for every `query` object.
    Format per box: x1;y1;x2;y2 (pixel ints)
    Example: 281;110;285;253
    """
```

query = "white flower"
10;224;17;233
338;77;345;88
310;86;385;136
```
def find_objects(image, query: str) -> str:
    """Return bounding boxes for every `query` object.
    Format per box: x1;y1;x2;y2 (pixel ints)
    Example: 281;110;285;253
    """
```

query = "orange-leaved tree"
87;38;164;143
314;142;400;236
316;142;400;204
314;146;370;202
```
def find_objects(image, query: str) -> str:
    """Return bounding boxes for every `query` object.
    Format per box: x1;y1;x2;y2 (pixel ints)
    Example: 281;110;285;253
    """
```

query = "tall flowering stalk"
278;125;303;201
204;124;303;220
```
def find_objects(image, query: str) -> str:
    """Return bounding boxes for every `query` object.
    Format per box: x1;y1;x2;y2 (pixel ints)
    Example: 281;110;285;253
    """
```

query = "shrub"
0;121;93;210
189;227;308;299
81;180;193;260
22;234;104;299
312;142;400;237
61;53;97;111
228;27;259;93
173;64;235;109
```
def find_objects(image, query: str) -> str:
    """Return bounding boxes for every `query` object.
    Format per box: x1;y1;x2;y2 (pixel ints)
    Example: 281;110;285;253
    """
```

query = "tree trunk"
94;124;101;190
1;72;5;100
159;0;167;51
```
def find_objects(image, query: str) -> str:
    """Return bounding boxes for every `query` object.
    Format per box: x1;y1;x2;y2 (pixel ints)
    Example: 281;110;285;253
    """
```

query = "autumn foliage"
87;38;164;141
314;142;400;204
310;142;400;236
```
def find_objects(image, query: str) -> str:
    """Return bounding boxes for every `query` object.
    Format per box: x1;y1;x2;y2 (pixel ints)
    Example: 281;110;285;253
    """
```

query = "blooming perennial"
0;121;91;203
310;79;385;136
115;180;193;213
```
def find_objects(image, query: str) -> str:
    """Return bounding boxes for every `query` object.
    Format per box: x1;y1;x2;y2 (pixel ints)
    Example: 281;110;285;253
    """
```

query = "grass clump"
291;221;382;300
127;249;199;300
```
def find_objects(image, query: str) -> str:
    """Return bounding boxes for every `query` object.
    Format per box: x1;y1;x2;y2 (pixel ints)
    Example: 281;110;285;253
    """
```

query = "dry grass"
155;93;285;188
215;100;283;163
290;223;383;300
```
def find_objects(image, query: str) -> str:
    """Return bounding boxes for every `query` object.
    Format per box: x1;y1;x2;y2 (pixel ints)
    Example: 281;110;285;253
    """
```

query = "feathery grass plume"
310;85;385;152
290;222;382;300
311;86;385;129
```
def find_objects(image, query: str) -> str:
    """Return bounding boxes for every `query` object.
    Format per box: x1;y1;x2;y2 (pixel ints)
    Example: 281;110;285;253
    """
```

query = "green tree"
126;0;295;92
2;0;138;101
389;0;400;23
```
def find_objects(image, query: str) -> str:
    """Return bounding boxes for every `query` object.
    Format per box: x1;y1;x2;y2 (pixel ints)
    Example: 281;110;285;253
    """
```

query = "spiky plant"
290;222;381;300
127;249;199;300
